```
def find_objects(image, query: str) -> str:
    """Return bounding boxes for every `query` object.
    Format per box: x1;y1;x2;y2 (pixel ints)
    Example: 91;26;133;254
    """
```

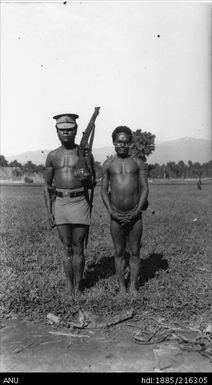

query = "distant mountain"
7;149;50;166
6;148;115;166
148;137;211;165
6;137;211;165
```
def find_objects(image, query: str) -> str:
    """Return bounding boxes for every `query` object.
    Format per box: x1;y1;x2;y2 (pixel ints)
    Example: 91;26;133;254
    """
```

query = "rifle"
74;107;100;184
74;107;101;248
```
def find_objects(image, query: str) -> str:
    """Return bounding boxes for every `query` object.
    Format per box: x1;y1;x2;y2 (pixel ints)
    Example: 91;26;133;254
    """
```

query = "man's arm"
101;159;113;215
44;152;56;228
136;158;149;212
101;160;125;223
122;158;149;223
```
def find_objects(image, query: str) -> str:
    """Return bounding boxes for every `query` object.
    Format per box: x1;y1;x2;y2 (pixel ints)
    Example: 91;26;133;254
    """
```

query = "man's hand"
126;208;141;221
110;210;131;225
110;211;123;222
44;185;56;229
110;208;141;225
48;210;56;229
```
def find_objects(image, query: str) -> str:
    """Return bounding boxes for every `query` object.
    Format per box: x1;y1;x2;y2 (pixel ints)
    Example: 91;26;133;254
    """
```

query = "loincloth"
112;204;141;216
111;204;142;227
54;189;90;226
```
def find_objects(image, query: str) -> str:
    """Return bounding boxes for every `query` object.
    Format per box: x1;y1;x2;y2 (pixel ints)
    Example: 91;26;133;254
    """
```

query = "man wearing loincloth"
101;126;149;295
44;113;96;298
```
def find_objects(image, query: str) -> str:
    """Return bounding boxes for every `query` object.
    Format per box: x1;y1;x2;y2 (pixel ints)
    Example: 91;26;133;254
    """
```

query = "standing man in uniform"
44;113;96;298
101;126;149;295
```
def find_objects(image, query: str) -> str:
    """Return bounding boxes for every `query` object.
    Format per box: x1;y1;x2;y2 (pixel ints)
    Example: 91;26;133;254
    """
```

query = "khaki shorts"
54;194;90;226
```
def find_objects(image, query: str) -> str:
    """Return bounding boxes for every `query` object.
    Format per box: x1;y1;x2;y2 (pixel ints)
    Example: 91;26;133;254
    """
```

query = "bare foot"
60;282;75;302
117;285;127;297
129;286;139;297
73;285;83;300
66;280;74;294
61;292;74;303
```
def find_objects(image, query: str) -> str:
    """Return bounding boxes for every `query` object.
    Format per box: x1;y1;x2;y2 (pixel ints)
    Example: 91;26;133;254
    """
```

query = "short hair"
112;126;132;142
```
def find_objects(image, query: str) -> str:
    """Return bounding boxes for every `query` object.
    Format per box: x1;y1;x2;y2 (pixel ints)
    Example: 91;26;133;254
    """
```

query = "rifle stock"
74;107;100;183
75;107;101;248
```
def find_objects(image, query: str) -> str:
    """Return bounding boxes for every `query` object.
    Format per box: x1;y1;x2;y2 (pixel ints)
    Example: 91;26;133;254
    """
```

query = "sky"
1;0;211;157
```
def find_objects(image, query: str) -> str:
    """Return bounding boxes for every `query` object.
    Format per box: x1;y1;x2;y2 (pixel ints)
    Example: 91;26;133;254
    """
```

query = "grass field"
0;181;211;327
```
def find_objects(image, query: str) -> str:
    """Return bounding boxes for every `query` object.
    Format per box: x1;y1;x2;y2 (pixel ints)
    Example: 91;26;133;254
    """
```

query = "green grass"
0;182;211;326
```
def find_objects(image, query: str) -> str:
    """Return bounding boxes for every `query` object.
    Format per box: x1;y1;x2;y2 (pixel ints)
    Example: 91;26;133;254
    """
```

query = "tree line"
1;128;211;179
1;154;211;180
0;156;46;177
147;160;212;179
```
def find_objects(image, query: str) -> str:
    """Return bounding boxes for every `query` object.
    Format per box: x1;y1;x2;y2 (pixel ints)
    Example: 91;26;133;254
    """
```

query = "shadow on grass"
83;256;116;290
139;253;168;286
82;252;168;291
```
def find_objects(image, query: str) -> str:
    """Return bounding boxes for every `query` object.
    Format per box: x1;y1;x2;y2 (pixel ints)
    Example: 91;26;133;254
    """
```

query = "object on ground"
132;318;212;359
70;309;134;329
48;331;90;338
47;313;60;324
204;323;211;335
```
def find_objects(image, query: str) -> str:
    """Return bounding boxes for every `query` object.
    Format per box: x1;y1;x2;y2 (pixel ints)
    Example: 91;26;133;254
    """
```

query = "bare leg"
57;225;74;295
128;216;143;294
71;225;88;297
110;219;127;295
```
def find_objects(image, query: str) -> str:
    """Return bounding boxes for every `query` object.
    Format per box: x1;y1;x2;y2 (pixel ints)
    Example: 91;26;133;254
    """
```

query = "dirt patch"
0;318;211;373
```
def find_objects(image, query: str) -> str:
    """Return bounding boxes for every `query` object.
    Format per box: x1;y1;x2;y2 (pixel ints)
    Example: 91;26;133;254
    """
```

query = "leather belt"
56;190;85;198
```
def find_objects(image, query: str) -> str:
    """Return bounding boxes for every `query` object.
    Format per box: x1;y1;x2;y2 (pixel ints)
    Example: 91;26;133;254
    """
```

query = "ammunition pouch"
74;147;94;187
74;167;92;183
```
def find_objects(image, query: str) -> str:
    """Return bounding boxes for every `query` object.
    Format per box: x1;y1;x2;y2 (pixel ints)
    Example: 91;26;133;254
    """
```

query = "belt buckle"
63;191;69;198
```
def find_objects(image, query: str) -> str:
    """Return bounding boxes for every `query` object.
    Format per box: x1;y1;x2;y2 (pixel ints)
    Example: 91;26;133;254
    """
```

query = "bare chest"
110;159;138;176
53;151;79;169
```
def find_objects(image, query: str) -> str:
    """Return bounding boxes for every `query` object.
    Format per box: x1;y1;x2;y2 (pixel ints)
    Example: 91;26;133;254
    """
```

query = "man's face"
57;126;77;145
114;132;131;157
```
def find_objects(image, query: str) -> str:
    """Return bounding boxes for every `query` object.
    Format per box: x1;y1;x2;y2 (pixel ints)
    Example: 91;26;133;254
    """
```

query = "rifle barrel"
80;107;100;147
